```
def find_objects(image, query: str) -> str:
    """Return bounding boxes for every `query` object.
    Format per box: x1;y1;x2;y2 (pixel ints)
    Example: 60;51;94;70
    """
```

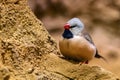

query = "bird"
59;18;106;64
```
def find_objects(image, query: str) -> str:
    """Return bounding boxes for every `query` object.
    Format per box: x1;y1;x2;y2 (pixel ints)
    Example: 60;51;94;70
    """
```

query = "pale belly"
59;36;96;61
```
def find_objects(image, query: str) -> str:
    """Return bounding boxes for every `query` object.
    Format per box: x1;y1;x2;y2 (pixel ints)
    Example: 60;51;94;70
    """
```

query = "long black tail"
95;50;108;62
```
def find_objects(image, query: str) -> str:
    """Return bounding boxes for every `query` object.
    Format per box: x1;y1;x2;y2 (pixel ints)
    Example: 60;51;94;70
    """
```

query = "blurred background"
28;0;120;77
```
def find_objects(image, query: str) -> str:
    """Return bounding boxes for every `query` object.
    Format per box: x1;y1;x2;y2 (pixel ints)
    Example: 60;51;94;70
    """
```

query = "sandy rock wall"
0;0;58;79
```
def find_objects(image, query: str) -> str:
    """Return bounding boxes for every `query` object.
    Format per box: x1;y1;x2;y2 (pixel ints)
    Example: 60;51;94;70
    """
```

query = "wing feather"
82;31;107;62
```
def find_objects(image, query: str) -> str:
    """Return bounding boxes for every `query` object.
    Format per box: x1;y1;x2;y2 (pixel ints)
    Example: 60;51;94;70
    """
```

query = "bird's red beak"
64;23;70;30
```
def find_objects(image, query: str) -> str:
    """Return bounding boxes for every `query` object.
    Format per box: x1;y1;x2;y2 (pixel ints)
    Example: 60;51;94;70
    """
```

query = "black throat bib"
62;29;73;39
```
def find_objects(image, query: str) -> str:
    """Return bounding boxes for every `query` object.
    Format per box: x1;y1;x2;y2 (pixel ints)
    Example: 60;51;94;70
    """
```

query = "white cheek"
70;27;81;35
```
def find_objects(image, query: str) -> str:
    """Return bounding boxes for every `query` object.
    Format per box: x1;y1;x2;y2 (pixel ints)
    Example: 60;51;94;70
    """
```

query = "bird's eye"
70;26;76;28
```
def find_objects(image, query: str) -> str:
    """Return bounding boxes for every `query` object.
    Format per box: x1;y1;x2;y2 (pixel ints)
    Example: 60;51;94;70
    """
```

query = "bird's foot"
85;60;89;64
79;60;89;65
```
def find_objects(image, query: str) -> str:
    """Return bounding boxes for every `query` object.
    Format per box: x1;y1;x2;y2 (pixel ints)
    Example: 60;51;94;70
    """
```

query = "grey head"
67;18;84;35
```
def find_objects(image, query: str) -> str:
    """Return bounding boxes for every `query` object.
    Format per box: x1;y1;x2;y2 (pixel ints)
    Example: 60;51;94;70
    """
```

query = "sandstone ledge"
0;54;119;80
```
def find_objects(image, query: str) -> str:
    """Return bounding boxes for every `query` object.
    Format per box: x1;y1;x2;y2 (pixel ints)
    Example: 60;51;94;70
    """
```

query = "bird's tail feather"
95;50;108;63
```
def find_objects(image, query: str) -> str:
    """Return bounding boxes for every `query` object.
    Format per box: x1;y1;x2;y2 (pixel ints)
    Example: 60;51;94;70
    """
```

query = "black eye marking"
70;26;76;28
